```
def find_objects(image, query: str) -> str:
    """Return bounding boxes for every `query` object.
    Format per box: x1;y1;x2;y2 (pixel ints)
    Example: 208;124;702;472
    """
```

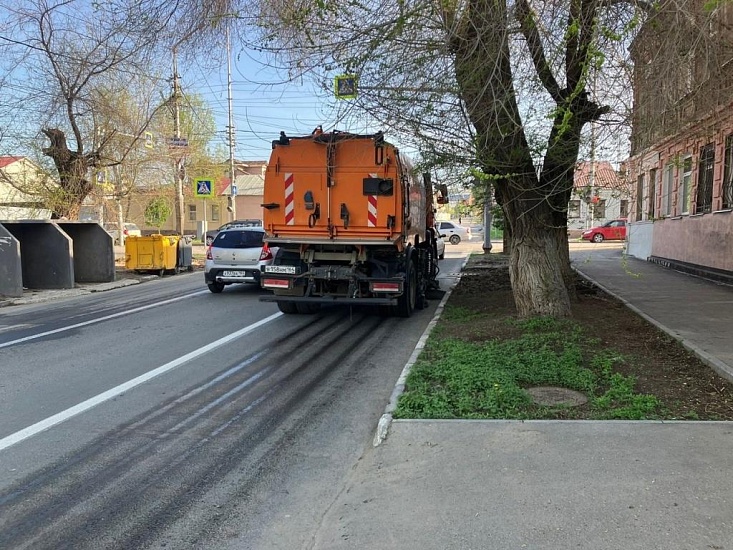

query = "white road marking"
0;290;209;350
0;312;282;452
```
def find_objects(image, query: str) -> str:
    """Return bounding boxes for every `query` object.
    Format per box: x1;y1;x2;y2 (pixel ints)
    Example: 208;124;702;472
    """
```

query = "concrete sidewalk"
308;248;733;550
573;247;733;383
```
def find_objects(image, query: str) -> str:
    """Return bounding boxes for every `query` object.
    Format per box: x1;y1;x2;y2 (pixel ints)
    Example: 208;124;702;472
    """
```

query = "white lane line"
0;290;209;350
0;312;282;452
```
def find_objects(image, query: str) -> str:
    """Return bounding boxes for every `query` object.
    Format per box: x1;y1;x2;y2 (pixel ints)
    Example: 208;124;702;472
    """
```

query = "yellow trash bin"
125;235;181;275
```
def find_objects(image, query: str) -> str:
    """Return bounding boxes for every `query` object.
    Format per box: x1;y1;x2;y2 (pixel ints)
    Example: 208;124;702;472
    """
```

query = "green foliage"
394;315;666;420
441;305;484;322
144;197;172;229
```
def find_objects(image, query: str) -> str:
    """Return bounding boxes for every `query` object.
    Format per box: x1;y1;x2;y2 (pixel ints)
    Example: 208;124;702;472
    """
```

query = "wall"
627;221;654;260
651;211;733;271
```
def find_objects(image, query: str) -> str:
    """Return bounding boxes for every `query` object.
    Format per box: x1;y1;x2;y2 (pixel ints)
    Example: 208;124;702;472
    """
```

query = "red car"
581;219;627;243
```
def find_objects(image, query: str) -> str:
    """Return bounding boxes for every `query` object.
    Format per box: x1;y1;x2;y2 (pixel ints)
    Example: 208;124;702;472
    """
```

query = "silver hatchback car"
204;227;278;293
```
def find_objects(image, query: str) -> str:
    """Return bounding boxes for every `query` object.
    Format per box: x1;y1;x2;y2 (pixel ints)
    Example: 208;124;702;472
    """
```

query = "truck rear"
259;129;442;316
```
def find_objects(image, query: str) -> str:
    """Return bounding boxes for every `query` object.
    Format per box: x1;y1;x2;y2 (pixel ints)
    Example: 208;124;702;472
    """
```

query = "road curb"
373;253;473;447
574;267;733;385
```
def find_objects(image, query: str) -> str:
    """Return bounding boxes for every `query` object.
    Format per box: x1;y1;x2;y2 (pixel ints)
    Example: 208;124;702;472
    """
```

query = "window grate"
724;136;733;209
696;144;714;214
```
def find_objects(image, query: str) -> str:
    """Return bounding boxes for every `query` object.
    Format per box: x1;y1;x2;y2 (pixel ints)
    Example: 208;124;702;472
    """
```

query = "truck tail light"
262;278;290;289
259;244;273;261
370;281;401;293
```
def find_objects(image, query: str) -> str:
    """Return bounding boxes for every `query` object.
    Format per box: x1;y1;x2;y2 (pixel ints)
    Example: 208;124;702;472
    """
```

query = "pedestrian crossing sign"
334;74;358;99
194;178;214;198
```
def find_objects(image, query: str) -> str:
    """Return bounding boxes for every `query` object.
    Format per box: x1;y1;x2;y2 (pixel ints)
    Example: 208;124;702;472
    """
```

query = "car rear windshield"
212;229;264;248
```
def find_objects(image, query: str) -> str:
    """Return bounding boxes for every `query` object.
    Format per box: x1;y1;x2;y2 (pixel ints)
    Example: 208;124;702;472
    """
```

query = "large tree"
250;0;645;317
0;0;232;221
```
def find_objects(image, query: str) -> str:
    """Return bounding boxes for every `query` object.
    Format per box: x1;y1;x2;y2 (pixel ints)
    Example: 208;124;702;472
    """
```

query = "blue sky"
181;45;347;162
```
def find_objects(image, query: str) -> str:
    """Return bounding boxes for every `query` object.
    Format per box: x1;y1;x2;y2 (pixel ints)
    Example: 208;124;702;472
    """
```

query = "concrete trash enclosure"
0;220;115;298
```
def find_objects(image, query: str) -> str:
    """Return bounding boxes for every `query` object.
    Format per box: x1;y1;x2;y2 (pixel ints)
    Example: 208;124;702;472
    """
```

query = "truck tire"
277;301;298;314
396;259;416;318
296;302;321;314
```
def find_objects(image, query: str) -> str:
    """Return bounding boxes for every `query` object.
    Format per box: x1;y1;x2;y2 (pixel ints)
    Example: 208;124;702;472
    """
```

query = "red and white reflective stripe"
284;173;295;225
367;173;378;227
263;278;290;289
371;281;401;293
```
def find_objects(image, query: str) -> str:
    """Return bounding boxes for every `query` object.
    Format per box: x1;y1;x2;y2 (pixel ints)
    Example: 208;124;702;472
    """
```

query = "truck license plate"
265;265;297;274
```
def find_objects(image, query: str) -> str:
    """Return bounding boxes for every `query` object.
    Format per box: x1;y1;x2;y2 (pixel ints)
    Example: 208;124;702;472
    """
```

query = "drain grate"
527;386;588;407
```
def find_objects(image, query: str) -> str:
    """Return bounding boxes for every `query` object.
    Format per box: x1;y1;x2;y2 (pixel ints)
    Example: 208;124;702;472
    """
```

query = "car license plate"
265;265;297;274
222;270;245;277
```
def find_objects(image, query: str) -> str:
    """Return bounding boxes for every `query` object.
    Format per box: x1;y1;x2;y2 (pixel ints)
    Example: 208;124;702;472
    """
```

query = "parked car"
204;227;278;293
205;219;262;246
581;219;627;243
437;220;472;245
104;222;141;244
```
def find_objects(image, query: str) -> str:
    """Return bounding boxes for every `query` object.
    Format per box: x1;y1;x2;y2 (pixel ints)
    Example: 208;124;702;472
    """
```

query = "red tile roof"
0;156;23;169
574;161;624;190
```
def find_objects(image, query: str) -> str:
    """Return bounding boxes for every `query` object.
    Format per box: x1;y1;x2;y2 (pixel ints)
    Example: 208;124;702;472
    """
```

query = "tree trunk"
42;128;94;220
510;230;571;317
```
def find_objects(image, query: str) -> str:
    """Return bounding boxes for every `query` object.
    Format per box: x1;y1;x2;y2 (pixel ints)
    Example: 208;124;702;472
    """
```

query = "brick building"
626;0;733;275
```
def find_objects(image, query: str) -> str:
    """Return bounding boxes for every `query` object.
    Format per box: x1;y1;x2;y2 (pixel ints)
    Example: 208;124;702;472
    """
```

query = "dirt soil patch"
446;254;733;420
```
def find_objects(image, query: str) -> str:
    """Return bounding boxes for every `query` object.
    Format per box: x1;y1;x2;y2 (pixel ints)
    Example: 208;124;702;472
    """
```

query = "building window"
723;135;733;209
188;204;197;221
662;164;674;216
635;174;644;221
696;143;714;214
680;155;692;214
620;199;629;218
568;200;581;218
647;168;657;218
594;199;606;219
211;204;220;221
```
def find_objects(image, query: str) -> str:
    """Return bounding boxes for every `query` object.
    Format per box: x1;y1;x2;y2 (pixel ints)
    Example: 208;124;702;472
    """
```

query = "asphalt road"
0;250;468;549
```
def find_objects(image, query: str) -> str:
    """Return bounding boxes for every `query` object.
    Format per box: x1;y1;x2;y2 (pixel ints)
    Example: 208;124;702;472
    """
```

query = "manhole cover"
526;386;588;407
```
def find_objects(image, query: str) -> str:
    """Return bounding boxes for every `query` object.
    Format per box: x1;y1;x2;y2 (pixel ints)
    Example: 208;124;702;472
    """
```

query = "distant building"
100;159;269;237
0;157;52;220
568;161;630;235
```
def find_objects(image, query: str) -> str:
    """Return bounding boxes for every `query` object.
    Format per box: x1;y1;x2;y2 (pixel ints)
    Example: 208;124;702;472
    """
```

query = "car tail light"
206;246;213;260
259;244;273;261
123;228;129;236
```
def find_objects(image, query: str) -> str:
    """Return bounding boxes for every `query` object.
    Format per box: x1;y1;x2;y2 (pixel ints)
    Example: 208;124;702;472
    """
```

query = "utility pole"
481;177;492;254
588;121;597;228
172;48;185;235
226;24;237;221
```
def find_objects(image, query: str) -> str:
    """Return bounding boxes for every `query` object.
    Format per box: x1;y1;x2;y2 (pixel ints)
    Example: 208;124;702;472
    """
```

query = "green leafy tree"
144;196;172;232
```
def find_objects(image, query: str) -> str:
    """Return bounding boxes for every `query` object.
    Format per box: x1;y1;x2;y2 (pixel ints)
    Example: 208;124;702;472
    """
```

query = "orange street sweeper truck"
258;128;446;317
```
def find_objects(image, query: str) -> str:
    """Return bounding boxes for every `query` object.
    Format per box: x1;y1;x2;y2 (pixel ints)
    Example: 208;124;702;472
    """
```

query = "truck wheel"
296;302;321;314
277;301;298;314
396;260;416;318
